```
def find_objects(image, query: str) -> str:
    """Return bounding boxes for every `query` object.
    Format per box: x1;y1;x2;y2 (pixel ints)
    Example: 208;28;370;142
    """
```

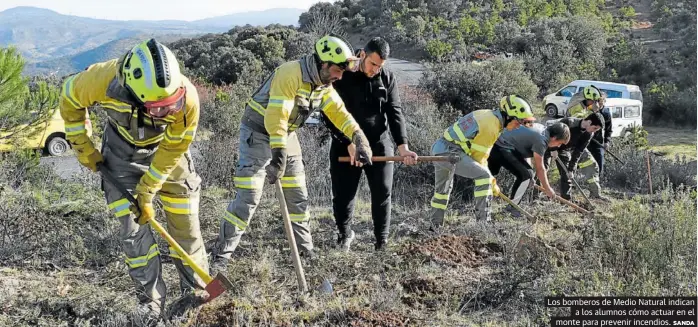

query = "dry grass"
1;164;695;327
1;87;695;327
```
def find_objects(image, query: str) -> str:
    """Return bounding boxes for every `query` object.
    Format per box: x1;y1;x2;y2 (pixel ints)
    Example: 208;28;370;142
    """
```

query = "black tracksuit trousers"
487;144;534;204
330;137;394;243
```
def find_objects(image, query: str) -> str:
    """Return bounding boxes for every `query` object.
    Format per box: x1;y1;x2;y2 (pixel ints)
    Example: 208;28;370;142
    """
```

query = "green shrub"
547;187;697;296
421;58;539;116
425;39;453;61
603;137;696;193
618;6;636;19
645;83;697;127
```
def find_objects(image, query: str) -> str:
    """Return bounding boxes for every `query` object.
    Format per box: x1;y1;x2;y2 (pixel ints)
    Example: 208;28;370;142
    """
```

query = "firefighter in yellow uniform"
430;95;535;226
212;35;373;270
59;39;206;322
567;85;602;118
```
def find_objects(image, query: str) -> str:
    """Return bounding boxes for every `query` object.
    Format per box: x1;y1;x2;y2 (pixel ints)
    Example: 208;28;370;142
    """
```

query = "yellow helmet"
499;95;534;120
119;39;186;117
315;35;359;71
583;85;601;101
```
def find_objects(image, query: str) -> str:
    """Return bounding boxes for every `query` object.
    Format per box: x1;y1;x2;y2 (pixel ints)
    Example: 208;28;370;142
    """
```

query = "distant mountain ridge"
0;6;305;75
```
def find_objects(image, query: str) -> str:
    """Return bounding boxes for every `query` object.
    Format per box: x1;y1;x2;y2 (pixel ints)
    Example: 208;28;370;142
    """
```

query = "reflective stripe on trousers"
215;124;312;260
429;137;493;223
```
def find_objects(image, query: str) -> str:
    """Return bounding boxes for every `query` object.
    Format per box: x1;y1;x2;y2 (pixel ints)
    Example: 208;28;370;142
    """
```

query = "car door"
550;85;578;113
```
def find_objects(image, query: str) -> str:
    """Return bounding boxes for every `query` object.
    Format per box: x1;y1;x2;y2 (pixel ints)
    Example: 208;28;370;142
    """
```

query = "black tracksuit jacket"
322;64;407;242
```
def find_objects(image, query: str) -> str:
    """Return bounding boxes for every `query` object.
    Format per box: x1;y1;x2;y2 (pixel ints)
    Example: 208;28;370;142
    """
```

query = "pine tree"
0;47;29;130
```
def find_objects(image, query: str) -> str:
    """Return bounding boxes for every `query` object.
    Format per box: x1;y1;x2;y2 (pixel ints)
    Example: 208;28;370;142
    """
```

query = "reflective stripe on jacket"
59;59;199;195
242;58;360;149
443;109;505;165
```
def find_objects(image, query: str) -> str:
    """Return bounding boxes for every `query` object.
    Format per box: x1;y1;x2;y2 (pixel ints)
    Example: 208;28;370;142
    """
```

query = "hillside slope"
0;7;220;62
1;6;305;68
24;34;194;76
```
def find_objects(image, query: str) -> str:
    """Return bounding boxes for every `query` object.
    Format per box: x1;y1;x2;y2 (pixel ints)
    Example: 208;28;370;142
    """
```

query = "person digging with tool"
586;91;612;177
544;113;610;202
211;35;373;272
59;39;208;323
488;122;571;217
321;37;418;252
429;95;536;227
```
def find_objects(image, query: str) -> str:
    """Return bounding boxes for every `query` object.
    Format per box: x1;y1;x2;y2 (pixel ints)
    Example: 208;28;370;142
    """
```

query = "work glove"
491;178;501;197
266;147;288;184
130;189;155;225
351;130;373;166
77;148;104;172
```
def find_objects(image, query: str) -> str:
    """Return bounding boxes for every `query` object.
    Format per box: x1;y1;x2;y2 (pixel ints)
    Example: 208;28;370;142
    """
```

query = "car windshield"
559;86;576;97
624;106;641;118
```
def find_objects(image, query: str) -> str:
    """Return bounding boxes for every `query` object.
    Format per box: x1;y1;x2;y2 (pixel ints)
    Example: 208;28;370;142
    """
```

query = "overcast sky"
0;0;333;21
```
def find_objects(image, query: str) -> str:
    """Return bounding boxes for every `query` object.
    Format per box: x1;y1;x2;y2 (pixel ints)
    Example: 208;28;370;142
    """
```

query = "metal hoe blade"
204;273;235;303
98;164;234;302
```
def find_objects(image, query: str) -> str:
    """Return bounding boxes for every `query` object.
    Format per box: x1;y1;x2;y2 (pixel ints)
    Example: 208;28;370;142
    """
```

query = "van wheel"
46;136;69;156
545;104;558;117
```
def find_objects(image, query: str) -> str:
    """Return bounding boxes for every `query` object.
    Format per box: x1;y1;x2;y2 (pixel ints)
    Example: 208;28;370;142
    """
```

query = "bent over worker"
488;122;570;216
429;95;535;227
59;39;207;321
324;37;418;251
545;113;610;201
212;35;372;270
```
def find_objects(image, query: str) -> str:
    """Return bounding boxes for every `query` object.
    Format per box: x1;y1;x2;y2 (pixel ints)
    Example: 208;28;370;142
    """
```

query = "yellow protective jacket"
443;109;505;166
566;92;598;118
59;59;199;196
242;56;360;148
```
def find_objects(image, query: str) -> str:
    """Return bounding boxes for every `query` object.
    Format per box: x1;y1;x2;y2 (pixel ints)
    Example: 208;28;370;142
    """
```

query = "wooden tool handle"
497;193;536;223
275;180;309;293
534;185;590;214
337;156;453;163
149;218;213;284
98;165;213;284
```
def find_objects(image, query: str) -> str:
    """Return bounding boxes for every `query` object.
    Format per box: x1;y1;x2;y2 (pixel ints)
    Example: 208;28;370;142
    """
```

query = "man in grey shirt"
488;122;570;215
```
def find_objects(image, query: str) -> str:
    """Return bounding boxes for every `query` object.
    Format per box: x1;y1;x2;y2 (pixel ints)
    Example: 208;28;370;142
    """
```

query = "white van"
543;80;643;117
545;98;643;138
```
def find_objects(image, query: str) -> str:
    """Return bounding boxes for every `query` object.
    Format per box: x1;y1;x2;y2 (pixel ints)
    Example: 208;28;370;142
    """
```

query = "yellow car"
0;107;93;156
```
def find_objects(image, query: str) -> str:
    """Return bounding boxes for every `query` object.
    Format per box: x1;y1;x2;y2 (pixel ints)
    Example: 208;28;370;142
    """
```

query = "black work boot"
209;256;229;276
167;290;208;322
336;230;355;252
300;248;317;263
374;239;388;252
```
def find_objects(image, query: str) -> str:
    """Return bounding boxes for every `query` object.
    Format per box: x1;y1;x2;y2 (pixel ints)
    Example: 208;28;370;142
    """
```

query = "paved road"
39;154;83;179
39;58;427;179
385;58;426;86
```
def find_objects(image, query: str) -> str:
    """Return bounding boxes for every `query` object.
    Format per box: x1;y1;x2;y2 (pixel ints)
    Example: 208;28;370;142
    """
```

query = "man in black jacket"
545;113;609;201
323;37;418;252
587;92;612;177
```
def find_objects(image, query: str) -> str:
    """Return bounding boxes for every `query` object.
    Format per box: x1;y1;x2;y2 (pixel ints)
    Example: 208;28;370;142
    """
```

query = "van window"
624;106;641;118
610;107;622;118
559;86;577;97
630;91;643;102
601;89;623;98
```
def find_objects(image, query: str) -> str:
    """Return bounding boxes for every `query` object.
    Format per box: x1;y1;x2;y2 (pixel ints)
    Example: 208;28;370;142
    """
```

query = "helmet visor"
143;87;186;118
